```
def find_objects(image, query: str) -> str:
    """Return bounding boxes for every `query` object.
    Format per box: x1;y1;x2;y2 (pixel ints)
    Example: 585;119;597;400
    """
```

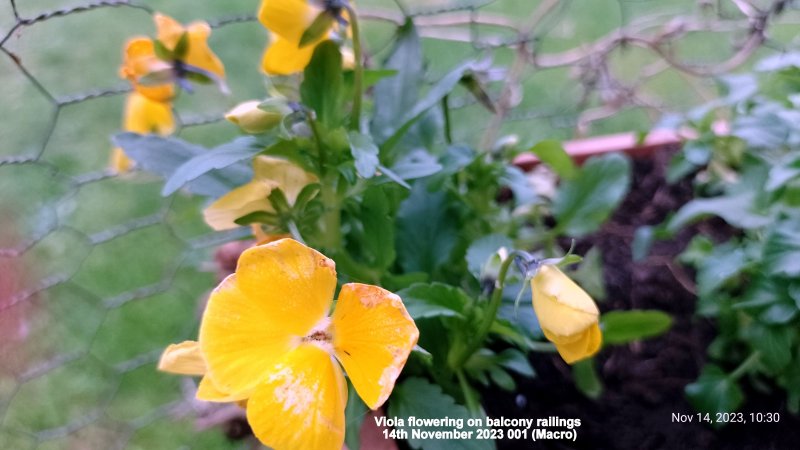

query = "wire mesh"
0;0;796;448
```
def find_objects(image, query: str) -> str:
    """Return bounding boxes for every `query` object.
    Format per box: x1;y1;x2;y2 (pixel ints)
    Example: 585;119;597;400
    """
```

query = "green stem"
320;180;342;250
287;220;305;245
730;352;760;381
442;95;453;144
346;4;364;131
307;114;326;175
452;251;520;369
456;369;480;414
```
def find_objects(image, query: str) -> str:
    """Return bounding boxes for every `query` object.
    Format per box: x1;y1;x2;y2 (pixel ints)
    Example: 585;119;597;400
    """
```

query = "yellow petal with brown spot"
331;283;419;409
247;344;347;450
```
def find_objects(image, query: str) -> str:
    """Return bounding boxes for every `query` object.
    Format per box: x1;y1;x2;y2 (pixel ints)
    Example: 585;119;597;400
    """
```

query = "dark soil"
486;150;800;450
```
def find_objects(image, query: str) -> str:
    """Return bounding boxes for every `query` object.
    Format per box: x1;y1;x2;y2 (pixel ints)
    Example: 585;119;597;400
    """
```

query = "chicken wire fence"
0;0;796;448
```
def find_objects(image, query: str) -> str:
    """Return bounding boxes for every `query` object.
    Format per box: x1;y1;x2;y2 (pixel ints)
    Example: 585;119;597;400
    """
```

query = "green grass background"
0;0;797;448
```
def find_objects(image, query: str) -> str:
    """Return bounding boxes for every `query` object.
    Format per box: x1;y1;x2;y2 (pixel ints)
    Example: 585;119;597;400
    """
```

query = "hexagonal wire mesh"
0;0;796;448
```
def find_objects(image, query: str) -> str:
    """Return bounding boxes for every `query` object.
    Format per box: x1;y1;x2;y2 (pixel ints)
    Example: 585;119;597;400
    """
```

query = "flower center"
302;317;333;347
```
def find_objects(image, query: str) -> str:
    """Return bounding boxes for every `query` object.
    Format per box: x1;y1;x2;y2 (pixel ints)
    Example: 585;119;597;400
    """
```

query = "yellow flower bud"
225;100;290;134
531;264;602;364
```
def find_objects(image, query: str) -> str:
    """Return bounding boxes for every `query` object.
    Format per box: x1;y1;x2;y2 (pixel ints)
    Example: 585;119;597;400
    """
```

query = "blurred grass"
0;0;794;448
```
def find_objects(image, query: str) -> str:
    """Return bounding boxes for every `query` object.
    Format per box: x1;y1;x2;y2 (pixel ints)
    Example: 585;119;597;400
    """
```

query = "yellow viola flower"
110;91;175;173
119;13;225;101
531;264;602;364
153;13;226;80
258;0;352;75
184;238;418;449
203;156;318;230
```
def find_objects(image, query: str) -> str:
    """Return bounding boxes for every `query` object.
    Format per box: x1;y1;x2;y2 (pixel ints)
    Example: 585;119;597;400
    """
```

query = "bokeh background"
1;0;798;448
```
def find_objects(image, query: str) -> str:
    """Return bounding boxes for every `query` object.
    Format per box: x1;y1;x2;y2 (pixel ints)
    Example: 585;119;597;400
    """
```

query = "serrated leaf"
389;378;494;450
763;218;800;277
396;283;470;319
600;310;672;345
396;184;458;273
686;365;743;416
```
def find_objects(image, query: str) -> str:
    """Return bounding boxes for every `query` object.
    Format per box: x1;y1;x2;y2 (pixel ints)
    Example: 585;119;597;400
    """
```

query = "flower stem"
287;220;305;244
456;369;480;414
730;352;760;381
451;251;520;369
346;4;364;131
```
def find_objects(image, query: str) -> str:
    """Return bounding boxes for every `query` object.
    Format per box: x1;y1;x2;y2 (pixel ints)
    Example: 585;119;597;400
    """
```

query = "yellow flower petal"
199;274;297;398
158;340;206;376
110;147;133;173
197;375;249;402
332;283;419;409
542;323;602;364
246;344;347;450
531;265;601;364
203;180;275;231
185;21;226;78
119;37;175;102
258;0;320;44
261;35;318;75
234;239;336;331
123;92;175;135
253;155;319;204
154;13;186;49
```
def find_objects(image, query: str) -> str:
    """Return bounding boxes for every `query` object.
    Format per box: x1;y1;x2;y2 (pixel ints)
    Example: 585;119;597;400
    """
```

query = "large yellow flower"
258;0;350;75
110;91;175;173
203;156;318;230
531;264;602;364
161;238;419;450
119;13;225;101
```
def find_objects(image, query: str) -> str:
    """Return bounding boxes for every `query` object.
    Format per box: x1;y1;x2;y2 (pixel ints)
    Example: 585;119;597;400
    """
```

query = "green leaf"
553;153;632;237
570;247;606;301
389;149;443;181
572;359;603;399
500;165;536;205
763;218;800;277
112;133;250;198
371;20;423;143
389;378;494;450
396;184;458;273
153;39;172;60
349;132;380;179
528;140;577;180
381;61;473;157
496;348;535;377
360;186;396;270
173;32;190;59
488;367;516;391
299;11;334;47
234;211;279;226
396;283;470;320
301;41;343;128
748;324;792;372
667;193;772;231
162;137;263;196
696;242;748;298
344;379;367;450
600;310;672;345
465;234;513;281
685;365;744;415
